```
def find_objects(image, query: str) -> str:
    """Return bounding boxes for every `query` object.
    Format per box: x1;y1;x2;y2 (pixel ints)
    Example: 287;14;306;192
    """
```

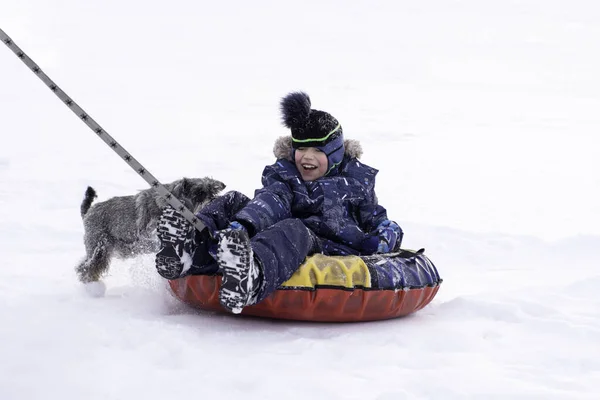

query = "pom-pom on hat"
280;92;345;175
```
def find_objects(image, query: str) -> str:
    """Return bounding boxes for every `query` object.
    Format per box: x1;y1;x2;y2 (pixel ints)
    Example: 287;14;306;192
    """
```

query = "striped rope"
0;27;206;232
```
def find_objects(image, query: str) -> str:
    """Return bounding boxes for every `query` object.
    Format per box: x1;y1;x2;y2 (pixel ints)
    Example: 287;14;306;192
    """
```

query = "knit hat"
280;92;345;175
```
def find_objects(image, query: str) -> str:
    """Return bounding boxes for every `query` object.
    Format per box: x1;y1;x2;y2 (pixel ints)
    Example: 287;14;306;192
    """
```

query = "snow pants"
189;191;319;303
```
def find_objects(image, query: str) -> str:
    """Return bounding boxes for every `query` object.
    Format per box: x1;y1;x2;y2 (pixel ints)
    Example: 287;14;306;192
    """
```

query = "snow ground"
1;1;599;399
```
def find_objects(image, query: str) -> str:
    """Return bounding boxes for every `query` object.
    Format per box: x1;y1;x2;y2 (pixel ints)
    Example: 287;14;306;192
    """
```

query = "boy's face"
294;147;328;181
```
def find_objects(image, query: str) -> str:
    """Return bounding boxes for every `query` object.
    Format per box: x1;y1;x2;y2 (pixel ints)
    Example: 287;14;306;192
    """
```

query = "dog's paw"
82;281;107;298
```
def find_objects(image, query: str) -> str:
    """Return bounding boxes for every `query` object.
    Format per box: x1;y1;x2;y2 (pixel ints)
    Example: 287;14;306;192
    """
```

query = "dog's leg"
76;239;111;283
135;191;154;233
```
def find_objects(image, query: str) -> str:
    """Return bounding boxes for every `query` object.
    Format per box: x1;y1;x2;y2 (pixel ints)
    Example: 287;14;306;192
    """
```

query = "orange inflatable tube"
169;250;442;322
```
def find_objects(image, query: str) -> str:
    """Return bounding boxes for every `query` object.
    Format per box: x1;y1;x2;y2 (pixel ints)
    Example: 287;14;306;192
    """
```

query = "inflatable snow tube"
168;249;442;322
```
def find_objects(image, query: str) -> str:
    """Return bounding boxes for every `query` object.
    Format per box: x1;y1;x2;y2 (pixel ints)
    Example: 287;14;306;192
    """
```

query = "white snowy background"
1;1;599;399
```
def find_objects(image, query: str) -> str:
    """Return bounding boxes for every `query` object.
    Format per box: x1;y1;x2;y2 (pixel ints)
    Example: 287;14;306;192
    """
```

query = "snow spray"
0;28;206;232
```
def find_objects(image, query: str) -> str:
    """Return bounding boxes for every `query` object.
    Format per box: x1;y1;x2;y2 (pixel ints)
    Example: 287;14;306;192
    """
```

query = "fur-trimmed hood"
272;136;363;161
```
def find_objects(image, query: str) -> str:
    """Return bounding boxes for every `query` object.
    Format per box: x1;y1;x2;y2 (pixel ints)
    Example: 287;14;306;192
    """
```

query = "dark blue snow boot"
216;228;263;314
155;206;196;279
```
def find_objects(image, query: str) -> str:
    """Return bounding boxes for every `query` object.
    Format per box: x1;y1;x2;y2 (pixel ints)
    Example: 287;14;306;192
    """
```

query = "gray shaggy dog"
76;177;225;283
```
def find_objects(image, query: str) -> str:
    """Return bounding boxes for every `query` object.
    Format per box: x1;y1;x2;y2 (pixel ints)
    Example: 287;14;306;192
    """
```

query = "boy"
156;92;403;314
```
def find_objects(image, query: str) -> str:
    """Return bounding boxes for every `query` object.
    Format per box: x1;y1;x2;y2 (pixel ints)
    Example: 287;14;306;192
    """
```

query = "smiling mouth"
302;164;317;170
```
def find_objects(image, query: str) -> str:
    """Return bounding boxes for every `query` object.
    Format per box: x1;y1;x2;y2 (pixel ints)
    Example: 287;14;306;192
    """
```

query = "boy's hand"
376;220;402;253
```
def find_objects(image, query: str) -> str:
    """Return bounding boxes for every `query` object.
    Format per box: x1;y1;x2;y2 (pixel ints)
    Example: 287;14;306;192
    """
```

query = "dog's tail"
81;186;97;218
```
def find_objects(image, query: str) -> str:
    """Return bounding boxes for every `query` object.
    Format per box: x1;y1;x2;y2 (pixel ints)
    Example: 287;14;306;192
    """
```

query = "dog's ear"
180;178;191;194
170;178;189;197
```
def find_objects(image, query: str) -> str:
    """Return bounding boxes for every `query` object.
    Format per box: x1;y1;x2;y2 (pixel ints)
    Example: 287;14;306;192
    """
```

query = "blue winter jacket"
233;137;389;255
